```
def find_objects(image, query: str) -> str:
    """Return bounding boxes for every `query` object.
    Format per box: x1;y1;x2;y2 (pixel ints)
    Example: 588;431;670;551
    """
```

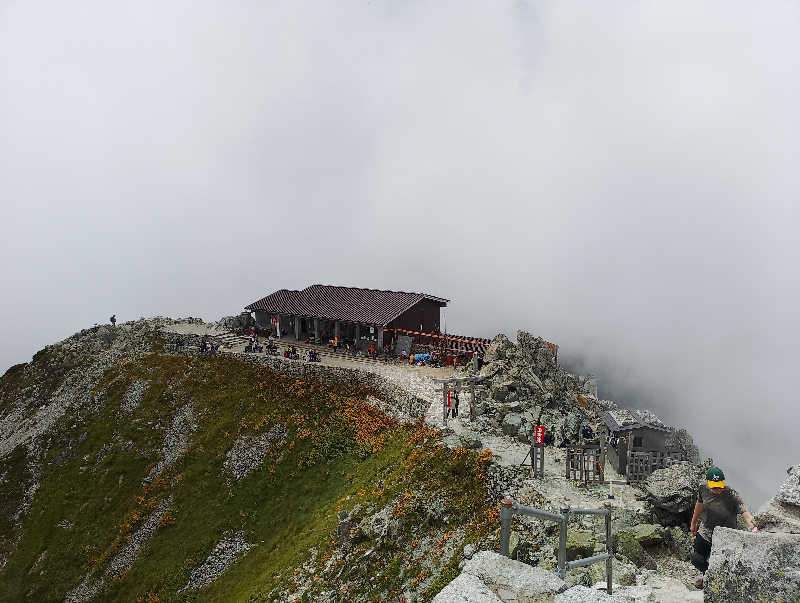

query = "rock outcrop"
477;332;597;447
638;462;704;525
704;526;800;602
755;464;800;534
432;551;567;602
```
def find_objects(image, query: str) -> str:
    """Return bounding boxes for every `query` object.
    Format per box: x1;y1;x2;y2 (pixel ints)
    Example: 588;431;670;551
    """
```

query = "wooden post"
565;449;571;480
600;426;607;484
470;379;475;422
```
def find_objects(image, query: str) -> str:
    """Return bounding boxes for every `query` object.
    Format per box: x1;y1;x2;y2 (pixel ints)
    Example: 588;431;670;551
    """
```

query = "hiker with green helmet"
689;466;758;589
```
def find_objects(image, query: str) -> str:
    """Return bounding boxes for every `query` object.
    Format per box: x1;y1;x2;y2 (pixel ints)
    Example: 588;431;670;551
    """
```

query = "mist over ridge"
2;1;798;507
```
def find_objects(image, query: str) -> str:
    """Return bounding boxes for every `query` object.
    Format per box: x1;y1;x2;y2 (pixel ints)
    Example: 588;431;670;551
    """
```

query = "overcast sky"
1;1;798;506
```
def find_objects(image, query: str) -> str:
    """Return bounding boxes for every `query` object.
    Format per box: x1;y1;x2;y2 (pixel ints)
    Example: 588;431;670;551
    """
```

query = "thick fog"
1;1;798;506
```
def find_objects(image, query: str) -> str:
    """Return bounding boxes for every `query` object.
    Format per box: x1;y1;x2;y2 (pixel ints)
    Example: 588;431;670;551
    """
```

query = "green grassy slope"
0;353;497;602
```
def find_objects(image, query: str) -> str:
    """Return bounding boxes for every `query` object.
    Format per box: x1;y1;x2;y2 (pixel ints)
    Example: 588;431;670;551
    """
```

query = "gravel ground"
222;424;287;482
158;322;227;337
107;498;172;578
146;404;196;481
178;531;254;592
65;498;173;603
121;379;149;413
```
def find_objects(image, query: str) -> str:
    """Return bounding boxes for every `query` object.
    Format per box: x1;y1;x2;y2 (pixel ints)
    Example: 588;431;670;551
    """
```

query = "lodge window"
633;436;643;448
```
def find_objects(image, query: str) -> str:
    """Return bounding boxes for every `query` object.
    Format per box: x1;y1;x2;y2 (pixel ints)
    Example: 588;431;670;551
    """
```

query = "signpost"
532;426;546;478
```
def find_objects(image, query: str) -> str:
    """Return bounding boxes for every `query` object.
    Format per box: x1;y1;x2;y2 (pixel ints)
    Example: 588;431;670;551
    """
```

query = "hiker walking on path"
110;314;116;327
690;466;757;589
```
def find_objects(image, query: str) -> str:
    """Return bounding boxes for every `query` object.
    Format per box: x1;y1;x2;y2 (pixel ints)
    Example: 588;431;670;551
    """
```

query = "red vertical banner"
534;425;546;444
447;390;451;407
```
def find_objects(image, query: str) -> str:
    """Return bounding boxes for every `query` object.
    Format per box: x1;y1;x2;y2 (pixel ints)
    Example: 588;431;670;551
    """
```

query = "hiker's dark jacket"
697;481;746;541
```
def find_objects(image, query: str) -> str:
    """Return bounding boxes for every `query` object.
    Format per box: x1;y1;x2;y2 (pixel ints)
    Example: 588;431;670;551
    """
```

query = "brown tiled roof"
245;284;448;326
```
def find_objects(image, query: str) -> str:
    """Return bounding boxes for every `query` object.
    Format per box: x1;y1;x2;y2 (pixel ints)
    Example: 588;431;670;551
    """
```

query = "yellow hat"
706;466;725;489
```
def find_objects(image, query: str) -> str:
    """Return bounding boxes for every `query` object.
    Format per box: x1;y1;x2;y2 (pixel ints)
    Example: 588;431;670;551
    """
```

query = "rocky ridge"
0;318;792;602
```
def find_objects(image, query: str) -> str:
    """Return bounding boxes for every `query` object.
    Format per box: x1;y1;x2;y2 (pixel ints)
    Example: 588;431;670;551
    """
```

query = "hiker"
690;466;757;589
368;343;375;358
452;391;460;418
110;314;116;327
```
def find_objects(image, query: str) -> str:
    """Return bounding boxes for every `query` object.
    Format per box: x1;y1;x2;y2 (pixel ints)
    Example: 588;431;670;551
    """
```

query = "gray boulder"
564;530;596;561
483;334;514;363
502;413;524;437
433;551;567;602
459;431;483;450
755;463;800;534
777;464;800;506
639;462;703;523
556;585;613;602
335;504;363;545
357;506;403;547
491;383;511;402
516;331;556;374
627;523;665;546
704;527;800;602
433;573;501;602
755;498;800;534
538;407;584;447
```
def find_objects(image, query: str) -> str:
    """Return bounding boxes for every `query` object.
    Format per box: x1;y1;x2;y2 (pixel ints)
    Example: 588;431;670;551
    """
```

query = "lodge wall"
386;299;443;333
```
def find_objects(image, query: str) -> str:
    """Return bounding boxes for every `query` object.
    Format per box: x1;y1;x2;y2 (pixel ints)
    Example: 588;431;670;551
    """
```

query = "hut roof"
600;408;670;433
244;284;448;326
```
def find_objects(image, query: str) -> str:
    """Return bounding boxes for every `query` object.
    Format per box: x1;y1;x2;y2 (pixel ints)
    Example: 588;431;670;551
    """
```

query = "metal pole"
500;499;514;557
558;507;569;578
539;442;545;478
605;503;613;595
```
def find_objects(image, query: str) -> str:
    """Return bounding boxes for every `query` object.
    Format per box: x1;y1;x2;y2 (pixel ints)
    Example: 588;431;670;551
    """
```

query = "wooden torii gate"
432;375;484;426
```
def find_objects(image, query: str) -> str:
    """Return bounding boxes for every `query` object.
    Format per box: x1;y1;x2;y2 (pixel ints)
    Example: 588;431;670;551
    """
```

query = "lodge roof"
600;408;670;433
244;284;448;326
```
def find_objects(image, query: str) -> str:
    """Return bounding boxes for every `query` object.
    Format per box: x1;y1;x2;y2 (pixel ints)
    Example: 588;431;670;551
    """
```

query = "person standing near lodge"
690;466;758;589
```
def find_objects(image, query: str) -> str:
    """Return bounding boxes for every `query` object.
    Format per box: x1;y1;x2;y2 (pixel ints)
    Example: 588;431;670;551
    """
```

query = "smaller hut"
601;409;683;483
